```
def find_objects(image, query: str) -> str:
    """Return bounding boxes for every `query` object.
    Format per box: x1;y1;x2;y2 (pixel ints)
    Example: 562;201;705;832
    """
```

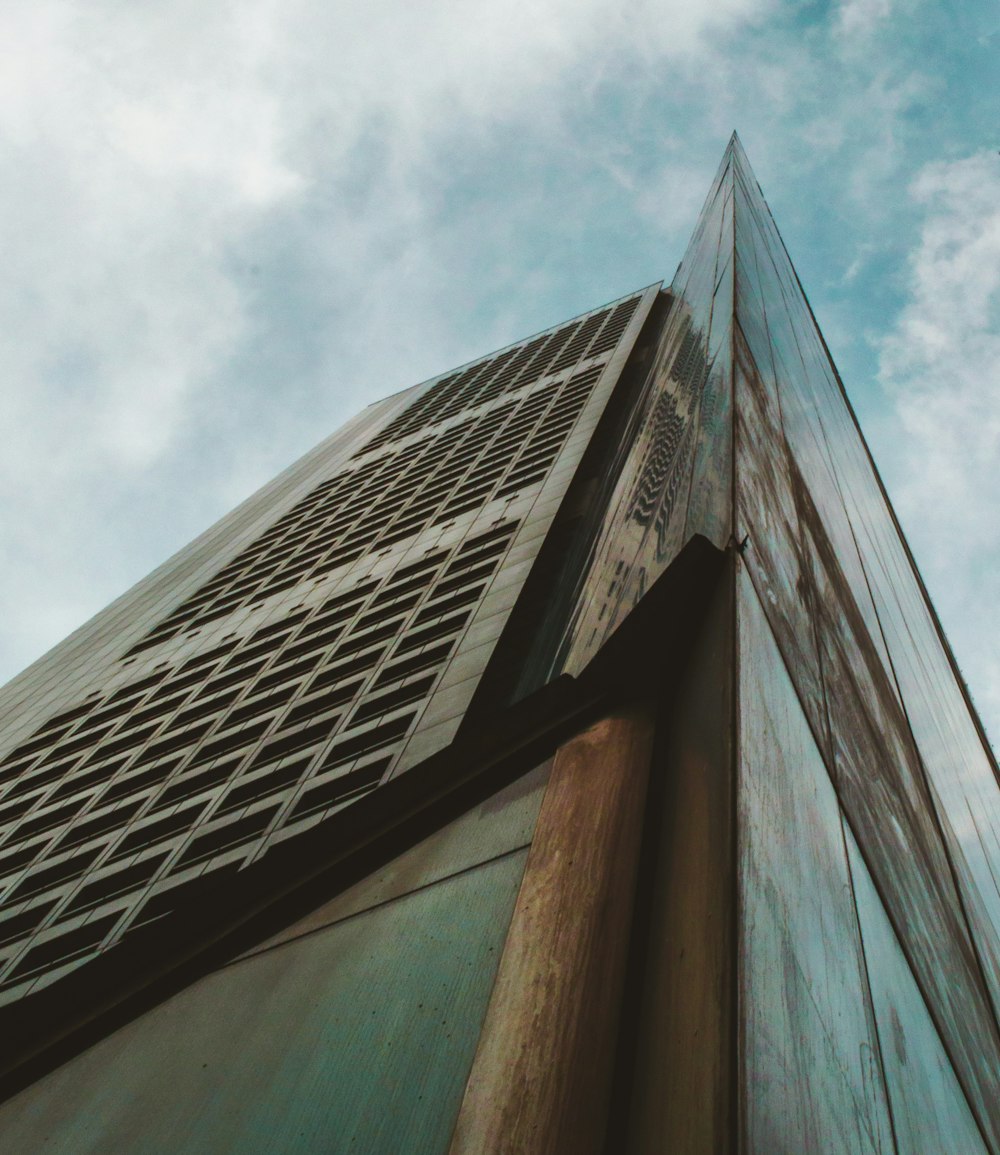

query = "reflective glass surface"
726;136;1000;1146
738;572;893;1153
846;821;989;1153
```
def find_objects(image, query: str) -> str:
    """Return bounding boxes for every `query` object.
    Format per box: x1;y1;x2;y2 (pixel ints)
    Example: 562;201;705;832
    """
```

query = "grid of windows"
0;287;649;1003
0;522;519;991
357;296;639;452
127;358;616;653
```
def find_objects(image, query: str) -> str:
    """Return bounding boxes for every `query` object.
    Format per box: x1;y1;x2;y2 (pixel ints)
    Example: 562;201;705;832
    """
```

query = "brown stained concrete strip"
449;706;655;1155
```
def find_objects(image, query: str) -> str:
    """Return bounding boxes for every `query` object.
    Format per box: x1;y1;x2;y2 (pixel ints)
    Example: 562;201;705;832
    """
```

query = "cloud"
836;0;893;38
0;0;773;470
877;150;1000;735
0;4;303;472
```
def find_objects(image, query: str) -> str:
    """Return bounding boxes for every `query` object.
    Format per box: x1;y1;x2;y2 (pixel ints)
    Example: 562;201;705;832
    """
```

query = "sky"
1;0;998;739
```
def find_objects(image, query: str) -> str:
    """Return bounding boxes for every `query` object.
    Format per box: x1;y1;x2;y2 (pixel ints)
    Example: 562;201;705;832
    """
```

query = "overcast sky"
2;0;998;740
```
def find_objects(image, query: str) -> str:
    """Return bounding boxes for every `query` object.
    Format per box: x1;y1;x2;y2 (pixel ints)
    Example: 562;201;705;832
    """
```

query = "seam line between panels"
755;220;1000;1147
729;191;997;1147
811;524;899;1154
219;840;534;971
739;560;994;1153
728;149;742;1155
845;514;1000;1061
729;551;742;1155
747;253;867;1103
758;186;1000;795
838;806;901;1154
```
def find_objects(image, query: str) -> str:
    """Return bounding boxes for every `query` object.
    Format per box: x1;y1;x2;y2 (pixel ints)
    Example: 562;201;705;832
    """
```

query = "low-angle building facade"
0;137;998;1152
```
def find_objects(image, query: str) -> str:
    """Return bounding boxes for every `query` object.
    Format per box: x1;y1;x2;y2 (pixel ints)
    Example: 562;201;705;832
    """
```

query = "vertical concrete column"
449;705;655;1155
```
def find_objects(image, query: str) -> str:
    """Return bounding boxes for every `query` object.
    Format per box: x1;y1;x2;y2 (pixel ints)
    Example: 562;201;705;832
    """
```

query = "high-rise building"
0;136;999;1152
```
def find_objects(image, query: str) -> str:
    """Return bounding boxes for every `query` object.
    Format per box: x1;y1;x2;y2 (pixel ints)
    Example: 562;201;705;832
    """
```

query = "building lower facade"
0;136;998;1152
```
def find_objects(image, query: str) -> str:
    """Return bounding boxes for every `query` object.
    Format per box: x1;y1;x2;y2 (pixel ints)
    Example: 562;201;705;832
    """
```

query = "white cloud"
0;0;771;470
878;150;1000;735
836;0;893;38
0;3;304;473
